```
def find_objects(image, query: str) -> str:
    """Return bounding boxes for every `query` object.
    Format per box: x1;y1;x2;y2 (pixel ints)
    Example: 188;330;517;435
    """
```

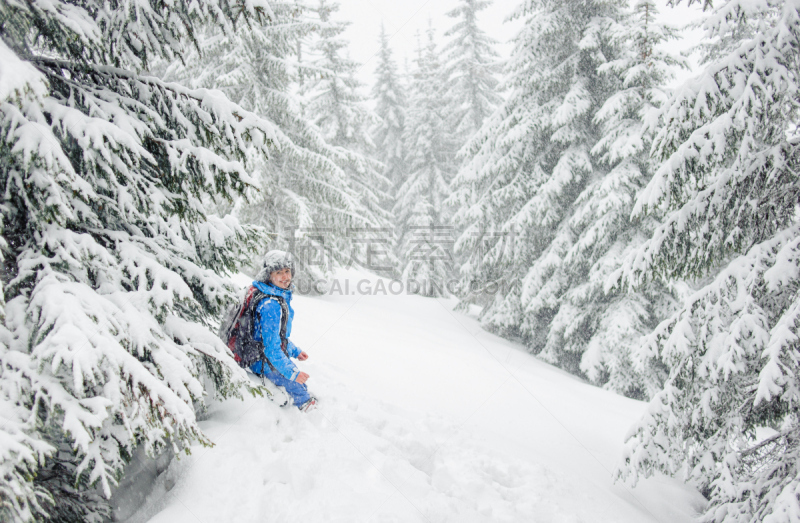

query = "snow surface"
125;269;705;523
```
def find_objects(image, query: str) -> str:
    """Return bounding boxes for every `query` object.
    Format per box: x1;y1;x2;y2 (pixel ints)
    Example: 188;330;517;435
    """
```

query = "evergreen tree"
441;0;502;143
395;28;454;296
615;1;800;521
0;241;49;522
371;24;408;195
539;0;685;398
0;1;272;520
161;1;381;284
451;0;627;366
300;0;393;245
451;0;685;397
302;0;373;149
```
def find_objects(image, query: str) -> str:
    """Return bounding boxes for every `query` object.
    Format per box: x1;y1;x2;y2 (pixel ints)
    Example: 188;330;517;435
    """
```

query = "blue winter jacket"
249;281;303;380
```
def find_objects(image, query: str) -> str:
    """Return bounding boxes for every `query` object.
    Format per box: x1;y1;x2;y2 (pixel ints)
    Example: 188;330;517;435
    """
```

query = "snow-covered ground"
126;269;706;523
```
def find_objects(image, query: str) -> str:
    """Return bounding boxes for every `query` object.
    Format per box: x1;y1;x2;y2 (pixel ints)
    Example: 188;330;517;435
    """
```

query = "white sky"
337;0;523;86
335;0;708;92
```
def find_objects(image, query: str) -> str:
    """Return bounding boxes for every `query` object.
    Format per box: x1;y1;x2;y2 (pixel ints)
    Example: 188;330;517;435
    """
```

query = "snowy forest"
0;0;798;521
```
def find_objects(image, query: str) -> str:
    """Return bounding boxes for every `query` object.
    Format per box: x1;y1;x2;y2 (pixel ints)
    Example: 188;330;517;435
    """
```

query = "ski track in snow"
126;269;705;523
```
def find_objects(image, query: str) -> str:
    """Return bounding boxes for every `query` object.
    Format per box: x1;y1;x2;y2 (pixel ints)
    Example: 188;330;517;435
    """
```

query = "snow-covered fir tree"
371;24;408;196
451;0;683;396
395;28;455;296
450;0;618;331
0;221;49;520
531;0;686;398
615;1;800;521
441;0;502;144
161;1;383;285
452;0;625;361
299;0;394;270
439;0;502;306
0;1;276;520
302;0;374;150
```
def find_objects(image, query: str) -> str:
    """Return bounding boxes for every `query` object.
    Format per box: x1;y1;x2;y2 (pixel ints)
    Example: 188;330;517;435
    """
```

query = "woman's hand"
297;351;308;361
295;372;310;384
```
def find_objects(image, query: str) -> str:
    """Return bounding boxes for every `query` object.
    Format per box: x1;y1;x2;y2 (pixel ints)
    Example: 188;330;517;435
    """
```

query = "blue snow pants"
259;368;311;409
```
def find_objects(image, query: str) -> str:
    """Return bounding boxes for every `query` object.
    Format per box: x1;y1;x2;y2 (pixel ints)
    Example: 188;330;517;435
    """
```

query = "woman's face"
270;267;292;289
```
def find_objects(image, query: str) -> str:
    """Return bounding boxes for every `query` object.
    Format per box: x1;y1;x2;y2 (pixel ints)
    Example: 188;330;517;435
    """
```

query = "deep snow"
125;269;705;523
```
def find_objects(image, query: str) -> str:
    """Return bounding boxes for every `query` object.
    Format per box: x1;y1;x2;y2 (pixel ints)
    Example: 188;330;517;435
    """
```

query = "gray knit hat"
256;250;296;282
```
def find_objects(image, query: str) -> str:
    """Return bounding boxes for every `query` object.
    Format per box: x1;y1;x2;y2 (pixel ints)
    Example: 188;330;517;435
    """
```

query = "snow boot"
300;397;318;412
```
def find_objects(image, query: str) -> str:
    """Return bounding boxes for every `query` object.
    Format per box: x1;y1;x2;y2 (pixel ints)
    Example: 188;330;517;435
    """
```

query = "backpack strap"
249;292;291;374
267;295;291;359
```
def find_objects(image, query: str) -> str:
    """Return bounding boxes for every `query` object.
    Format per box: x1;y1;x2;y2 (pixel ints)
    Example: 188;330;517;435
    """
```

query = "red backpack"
218;286;290;371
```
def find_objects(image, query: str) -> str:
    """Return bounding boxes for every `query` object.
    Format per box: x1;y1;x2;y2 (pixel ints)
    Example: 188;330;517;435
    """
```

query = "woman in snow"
250;250;317;411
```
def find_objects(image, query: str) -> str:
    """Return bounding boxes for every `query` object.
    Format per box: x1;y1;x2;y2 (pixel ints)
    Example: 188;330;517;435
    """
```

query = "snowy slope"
125;269;705;523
